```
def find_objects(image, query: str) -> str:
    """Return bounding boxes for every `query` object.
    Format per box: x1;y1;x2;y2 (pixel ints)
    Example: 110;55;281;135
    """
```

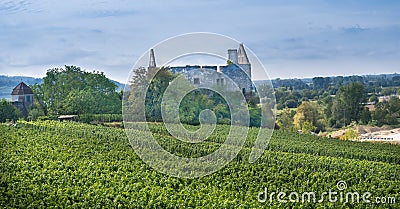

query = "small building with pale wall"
11;82;34;116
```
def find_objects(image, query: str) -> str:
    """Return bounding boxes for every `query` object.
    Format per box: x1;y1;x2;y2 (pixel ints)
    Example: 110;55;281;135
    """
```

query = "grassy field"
1;121;399;208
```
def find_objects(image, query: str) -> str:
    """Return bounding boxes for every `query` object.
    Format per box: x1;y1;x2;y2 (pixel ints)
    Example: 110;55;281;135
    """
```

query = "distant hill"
0;75;125;100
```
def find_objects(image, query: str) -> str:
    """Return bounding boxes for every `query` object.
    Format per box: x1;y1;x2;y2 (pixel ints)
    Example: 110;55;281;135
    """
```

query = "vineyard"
1;121;399;208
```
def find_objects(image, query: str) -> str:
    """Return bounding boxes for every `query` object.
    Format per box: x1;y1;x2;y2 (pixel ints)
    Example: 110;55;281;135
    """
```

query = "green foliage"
331;82;367;127
369;95;378;104
79;114;123;123
38;66;121;116
127;67;258;126
27;107;44;121
284;99;298;108
126;66;176;122
339;128;359;141
0;99;20;122
373;97;400;126
312;77;331;89
177;89;236;125
274;76;400;128
293;101;325;132
249;106;261;127
381;87;395;96
277;108;295;131
1;121;399;208
30;83;47;116
360;107;372;125
301;121;316;134
145;67;174;122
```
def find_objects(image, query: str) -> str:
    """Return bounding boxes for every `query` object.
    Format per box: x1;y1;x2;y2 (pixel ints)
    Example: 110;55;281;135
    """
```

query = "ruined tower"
149;49;156;68
227;49;238;64
223;43;252;94
237;43;252;94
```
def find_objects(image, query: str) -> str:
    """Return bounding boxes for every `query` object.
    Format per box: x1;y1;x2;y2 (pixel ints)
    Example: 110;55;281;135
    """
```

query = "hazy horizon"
1;71;399;84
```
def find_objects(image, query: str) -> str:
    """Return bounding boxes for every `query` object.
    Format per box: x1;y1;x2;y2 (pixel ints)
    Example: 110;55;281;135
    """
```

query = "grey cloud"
90;29;103;34
341;25;369;34
80;9;138;18
0;0;31;14
0;0;43;14
7;49;97;67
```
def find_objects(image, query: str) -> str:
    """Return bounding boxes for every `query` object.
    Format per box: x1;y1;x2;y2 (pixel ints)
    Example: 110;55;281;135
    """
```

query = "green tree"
0;99;20;122
38;66;121;115
125;67;148;121
63;90;95;115
293;101;325;132
27;108;44;121
331;82;366;127
381;87;394;96
277;108;295;130
360;107;371;125
372;97;400;126
320;95;334;126
126;66;176;122
249;107;261;127
373;102;387;126
27;103;45;121
31;84;47;116
302;121;316;134
284;99;298;108
369;95;378;104
340;128;359;141
145;67;174;122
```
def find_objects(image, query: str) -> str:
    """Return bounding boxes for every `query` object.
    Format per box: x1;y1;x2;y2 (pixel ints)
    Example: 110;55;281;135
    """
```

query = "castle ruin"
149;44;253;95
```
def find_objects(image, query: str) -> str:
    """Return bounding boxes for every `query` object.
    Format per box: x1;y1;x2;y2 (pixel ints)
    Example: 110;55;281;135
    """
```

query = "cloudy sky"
0;0;399;82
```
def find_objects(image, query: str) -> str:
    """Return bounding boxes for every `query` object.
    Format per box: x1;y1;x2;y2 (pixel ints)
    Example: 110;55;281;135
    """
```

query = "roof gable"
11;82;34;95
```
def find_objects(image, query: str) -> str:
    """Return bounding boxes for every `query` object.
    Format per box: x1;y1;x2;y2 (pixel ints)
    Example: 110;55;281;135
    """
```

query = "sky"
0;0;399;83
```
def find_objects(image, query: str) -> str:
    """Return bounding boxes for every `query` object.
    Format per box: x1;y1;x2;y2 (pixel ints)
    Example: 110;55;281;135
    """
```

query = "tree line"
277;82;400;133
0;66;122;122
1;65;399;131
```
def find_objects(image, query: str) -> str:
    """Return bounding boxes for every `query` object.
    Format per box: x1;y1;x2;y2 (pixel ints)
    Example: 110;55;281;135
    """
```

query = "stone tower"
238;43;250;65
228;49;238;64
149;49;156;68
221;44;253;95
237;43;252;94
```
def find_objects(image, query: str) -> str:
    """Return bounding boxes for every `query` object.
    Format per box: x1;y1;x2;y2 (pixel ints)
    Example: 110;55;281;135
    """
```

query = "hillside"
1;121;399;208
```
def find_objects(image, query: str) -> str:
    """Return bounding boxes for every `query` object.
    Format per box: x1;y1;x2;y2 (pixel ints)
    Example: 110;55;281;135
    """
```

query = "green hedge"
79;114;122;123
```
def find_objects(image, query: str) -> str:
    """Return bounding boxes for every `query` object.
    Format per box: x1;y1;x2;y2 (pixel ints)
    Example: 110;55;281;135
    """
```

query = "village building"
11;82;34;116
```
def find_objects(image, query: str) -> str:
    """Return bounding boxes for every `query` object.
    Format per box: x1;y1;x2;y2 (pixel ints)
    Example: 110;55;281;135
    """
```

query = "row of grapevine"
1;121;399;208
134;122;400;164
